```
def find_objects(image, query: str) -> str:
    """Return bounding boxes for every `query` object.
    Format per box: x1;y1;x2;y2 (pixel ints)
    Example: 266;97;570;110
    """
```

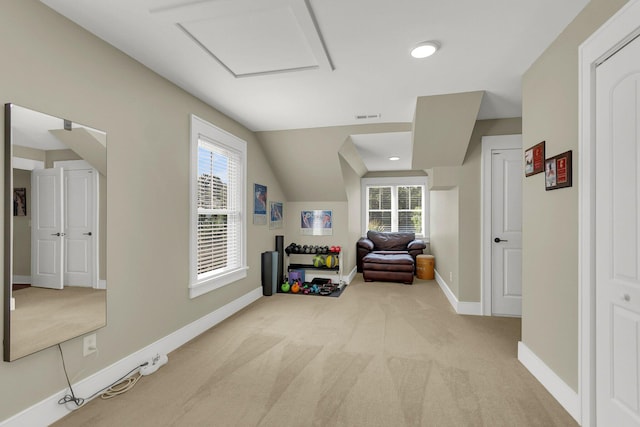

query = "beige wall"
427;118;522;302
45;148;81;168
430;187;459;294
0;0;284;420
338;155;362;274
283;201;351;278
13;145;45;162
522;0;629;391
12;169;31;277
459;118;522;301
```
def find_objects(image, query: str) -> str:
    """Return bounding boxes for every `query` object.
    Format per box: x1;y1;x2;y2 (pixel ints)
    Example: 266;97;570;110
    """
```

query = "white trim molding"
344;266;357;284
578;1;640;426
434;269;482;316
189;114;248;299
518;342;580;424
0;287;263;427
12;275;31;284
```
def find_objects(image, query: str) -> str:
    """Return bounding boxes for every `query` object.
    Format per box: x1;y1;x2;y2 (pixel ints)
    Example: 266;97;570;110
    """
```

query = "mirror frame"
3;104;12;362
3;103;107;362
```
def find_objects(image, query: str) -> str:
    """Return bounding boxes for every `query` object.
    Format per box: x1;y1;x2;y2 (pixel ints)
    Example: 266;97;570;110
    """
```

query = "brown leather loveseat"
356;231;428;284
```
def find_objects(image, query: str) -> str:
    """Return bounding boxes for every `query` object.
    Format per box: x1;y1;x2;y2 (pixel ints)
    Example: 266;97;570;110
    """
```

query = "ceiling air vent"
355;113;381;120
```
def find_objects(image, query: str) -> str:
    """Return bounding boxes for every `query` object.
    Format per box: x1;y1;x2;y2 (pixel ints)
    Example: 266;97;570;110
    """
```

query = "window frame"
361;176;429;239
189;115;247;299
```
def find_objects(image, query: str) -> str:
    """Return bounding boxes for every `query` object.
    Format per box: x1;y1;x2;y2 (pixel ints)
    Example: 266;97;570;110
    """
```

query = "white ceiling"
40;0;589;134
351;132;413;171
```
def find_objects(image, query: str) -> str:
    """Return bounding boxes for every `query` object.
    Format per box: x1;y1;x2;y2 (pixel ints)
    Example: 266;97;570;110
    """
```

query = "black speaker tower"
275;235;284;286
261;252;274;296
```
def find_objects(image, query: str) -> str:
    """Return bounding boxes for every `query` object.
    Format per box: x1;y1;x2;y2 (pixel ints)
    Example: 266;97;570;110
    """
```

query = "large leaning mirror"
3;104;107;361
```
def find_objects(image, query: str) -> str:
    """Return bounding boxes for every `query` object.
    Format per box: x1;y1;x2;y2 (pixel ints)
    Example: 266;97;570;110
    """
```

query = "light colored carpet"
54;276;576;426
10;286;106;360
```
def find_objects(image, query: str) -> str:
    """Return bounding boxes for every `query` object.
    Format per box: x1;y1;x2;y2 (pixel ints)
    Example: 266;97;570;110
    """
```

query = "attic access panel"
152;0;334;78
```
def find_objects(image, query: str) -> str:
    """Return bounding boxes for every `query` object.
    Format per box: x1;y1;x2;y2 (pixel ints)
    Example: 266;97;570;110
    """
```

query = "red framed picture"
525;141;545;177
545;150;572;191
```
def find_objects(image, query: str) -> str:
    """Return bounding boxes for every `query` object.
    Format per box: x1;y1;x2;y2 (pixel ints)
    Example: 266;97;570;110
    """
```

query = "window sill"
189;266;248;299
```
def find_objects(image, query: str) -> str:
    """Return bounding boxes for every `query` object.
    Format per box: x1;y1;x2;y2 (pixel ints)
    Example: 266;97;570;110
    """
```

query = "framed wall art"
545;150;572;191
13;188;26;216
269;201;283;229
253;183;267;224
525;141;545;177
300;210;332;236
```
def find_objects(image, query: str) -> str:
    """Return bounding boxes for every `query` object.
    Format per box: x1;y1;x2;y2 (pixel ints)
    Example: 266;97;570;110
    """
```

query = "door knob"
494;237;508;243
623;294;631;302
51;232;66;237
83;232;92;236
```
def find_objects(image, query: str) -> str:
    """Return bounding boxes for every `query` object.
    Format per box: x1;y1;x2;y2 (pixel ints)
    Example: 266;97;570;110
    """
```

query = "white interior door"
31;168;64;289
491;147;523;316
595;34;640;426
64;169;96;287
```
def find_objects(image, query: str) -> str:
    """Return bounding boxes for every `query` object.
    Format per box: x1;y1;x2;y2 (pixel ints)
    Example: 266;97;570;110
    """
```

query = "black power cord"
57;344;84;407
57;344;148;408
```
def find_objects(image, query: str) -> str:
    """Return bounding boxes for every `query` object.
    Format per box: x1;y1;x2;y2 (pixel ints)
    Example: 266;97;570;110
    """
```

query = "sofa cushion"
367;231;415;251
363;252;414;265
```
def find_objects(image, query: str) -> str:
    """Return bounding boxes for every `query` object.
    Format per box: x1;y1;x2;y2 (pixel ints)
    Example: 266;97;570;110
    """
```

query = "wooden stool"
416;254;435;280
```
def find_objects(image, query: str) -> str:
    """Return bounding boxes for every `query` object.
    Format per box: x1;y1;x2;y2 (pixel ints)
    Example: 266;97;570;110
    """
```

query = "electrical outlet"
83;334;97;356
449;272;453;282
140;353;168;376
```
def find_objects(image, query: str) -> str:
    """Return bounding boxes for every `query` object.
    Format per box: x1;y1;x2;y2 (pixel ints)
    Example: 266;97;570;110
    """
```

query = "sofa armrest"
407;239;426;251
357;238;375;251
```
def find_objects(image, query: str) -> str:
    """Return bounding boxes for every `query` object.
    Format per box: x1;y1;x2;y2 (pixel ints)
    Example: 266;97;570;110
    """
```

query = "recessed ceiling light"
389;156;400;161
411;41;440;59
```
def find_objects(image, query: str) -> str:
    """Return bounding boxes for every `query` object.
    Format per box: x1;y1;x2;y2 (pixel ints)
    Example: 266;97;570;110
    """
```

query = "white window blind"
367;186;392;231
197;138;242;276
397;185;423;233
362;177;428;238
190;115;247;298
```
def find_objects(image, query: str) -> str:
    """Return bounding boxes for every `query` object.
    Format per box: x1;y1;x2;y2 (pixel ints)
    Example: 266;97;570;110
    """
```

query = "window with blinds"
362;177;428;237
190;115;247;298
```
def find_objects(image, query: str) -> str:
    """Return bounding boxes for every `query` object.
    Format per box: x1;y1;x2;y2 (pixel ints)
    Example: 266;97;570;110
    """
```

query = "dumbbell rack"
285;250;343;286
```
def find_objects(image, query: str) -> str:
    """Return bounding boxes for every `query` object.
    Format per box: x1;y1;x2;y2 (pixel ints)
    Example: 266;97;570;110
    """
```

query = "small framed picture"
269;201;283;229
13;188;27;216
545;150;572;191
525;141;545;177
253;183;267;225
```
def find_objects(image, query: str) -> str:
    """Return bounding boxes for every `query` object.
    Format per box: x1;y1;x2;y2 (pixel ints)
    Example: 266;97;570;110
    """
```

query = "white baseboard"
11;276;106;290
517;341;580;423
12;275;30;284
344;266;357;284
434;269;482;316
0;287;263;427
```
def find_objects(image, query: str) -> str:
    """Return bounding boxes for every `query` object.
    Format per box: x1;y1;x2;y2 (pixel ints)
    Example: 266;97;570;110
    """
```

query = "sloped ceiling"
256;123;411;201
259;92;489;201
412;91;484;169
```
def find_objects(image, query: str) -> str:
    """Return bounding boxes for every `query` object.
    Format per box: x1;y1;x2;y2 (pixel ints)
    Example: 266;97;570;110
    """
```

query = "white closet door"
491;146;523;316
31;168;64;289
64;169;96;287
596;34;640;426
